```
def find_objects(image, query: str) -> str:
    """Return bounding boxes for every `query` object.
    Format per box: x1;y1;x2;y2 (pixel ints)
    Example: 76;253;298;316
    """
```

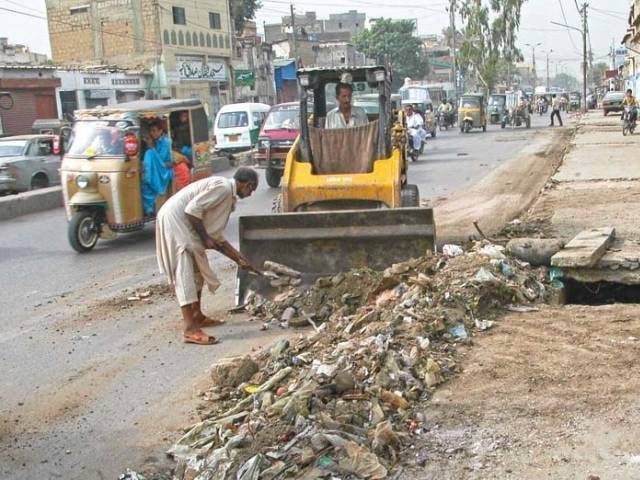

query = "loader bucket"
235;207;436;304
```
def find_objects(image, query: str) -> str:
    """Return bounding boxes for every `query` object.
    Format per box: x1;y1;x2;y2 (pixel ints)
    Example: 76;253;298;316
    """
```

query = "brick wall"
45;0;159;66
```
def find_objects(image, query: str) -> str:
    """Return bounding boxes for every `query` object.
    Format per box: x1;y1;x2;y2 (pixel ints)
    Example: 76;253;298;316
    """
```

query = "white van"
213;102;271;152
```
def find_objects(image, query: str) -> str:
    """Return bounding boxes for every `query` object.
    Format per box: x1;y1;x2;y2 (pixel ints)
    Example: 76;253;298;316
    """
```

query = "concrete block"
551;227;616;268
0;187;63;221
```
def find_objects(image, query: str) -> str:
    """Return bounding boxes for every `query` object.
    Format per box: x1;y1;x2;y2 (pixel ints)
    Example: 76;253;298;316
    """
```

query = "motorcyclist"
404;104;426;152
443;100;454;126
622;89;638;124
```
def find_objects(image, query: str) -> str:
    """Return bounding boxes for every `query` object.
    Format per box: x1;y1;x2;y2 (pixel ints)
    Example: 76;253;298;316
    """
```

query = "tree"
553;73;579;91
456;0;527;92
353;18;430;89
231;0;261;33
588;62;608;89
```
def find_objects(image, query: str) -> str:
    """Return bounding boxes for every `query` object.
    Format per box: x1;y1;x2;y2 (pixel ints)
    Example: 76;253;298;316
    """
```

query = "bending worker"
156;168;261;345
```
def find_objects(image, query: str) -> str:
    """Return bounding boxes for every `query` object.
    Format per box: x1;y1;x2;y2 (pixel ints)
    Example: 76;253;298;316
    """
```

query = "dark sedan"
602;91;625;116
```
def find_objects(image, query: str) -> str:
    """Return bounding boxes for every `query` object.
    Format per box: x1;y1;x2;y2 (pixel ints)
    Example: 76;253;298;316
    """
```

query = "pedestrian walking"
155;168;261;345
549;94;563;127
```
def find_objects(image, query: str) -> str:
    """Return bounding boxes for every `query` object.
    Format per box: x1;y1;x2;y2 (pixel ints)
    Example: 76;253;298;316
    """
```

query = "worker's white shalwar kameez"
156;177;236;306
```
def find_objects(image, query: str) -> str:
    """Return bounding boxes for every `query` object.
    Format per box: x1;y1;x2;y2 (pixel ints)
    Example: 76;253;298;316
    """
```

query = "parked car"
253;102;300;188
602;91;625;116
0;134;61;194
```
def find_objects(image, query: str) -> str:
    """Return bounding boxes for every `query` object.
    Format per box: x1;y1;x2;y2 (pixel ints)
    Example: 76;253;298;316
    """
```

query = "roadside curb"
0;156;233;223
0;187;64;221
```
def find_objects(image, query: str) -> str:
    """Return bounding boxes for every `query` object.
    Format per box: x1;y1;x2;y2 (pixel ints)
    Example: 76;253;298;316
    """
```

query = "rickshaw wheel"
69;211;99;253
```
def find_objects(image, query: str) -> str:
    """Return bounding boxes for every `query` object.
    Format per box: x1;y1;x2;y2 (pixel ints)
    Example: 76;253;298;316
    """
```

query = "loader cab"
294;66;393;177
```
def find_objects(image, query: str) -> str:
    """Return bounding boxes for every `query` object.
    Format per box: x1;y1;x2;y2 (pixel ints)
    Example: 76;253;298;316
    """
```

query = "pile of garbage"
167;241;550;479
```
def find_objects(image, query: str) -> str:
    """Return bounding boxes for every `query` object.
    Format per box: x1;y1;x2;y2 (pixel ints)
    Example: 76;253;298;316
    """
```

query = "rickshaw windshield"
68;120;130;157
461;97;481;108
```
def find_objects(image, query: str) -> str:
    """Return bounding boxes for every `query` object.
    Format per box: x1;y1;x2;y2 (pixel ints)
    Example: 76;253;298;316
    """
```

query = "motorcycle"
622;106;637;136
437;111;453;131
537;102;546;116
407;127;425;162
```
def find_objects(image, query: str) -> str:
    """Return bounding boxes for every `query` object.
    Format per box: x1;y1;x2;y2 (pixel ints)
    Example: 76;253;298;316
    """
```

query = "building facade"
55;68;152;119
622;1;640;94
232;22;276;104
0;66;61;135
0;38;49;65
45;0;234;116
264;10;366;44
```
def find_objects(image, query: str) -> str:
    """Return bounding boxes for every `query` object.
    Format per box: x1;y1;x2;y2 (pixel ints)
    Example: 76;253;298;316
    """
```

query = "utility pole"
543;50;553;91
581;2;588;111
290;4;297;65
449;0;457;95
525;43;542;87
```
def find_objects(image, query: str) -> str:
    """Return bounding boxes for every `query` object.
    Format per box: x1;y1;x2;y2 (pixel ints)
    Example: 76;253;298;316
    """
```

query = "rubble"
160;241;552;479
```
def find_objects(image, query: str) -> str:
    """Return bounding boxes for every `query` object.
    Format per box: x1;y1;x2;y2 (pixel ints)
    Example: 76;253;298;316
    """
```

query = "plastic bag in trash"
442;244;464;257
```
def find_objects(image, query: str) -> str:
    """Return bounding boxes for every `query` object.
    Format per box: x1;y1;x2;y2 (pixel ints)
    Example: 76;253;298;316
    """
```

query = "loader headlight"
299;74;310;87
374;69;386;82
76;175;90;189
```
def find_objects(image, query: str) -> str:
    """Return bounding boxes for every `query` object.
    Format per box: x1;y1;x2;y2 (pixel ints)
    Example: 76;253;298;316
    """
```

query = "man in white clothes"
325;82;369;129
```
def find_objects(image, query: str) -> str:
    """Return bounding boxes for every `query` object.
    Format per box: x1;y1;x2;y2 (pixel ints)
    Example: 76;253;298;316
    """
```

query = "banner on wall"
176;56;227;82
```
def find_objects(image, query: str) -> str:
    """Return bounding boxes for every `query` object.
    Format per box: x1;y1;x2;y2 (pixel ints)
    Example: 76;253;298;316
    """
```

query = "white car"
0;135;61;194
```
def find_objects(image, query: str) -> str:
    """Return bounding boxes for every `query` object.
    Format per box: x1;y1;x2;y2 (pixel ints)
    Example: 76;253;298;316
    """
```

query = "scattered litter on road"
154;240;552;479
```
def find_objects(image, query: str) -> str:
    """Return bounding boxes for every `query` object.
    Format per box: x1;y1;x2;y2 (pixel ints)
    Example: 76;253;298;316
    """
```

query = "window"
209;12;221;29
193;32;198;46
217;112;248;128
69;4;89;14
178;31;184;45
191;108;209;142
219;34;224;48
224;35;230;49
172;6;186;25
252;111;266;127
186;32;192;46
338;22;343;29
206;34;212;47
171;30;177;45
200;33;205;46
212;35;219;48
163;30;170;44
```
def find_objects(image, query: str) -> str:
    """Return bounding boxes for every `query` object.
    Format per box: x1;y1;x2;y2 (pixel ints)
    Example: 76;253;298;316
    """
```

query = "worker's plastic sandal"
183;332;220;345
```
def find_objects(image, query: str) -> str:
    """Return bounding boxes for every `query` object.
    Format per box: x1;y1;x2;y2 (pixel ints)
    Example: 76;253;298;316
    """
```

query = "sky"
0;0;631;78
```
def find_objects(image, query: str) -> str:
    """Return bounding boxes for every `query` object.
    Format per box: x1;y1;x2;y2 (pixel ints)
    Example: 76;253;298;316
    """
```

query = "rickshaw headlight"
76;175;90;189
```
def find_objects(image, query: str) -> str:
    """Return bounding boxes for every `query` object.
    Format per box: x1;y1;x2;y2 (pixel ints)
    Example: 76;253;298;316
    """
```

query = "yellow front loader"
237;66;436;303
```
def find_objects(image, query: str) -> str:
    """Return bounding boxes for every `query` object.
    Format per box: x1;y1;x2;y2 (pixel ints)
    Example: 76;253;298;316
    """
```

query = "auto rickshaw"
488;94;507;124
60;98;215;252
458;93;487;133
569;91;581;111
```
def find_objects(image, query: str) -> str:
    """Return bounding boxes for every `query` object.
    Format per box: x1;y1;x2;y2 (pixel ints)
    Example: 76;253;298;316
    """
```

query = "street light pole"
525;42;542;87
551;3;589;112
542;49;553;91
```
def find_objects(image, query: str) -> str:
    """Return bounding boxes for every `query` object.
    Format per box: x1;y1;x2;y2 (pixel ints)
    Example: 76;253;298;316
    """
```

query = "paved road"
0;114;550;479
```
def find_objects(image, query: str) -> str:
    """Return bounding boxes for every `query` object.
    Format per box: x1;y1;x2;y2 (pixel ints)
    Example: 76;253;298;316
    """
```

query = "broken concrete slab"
551;227;616;268
562;267;640;286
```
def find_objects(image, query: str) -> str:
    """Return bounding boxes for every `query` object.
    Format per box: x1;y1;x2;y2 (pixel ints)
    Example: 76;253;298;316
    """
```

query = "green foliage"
553;73;580;91
353;18;430;88
588;62;608;87
232;0;262;33
456;0;527;92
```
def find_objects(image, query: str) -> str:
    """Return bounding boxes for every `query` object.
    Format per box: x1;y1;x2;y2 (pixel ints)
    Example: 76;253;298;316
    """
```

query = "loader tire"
265;167;282;188
401;184;420;207
271;193;283;213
